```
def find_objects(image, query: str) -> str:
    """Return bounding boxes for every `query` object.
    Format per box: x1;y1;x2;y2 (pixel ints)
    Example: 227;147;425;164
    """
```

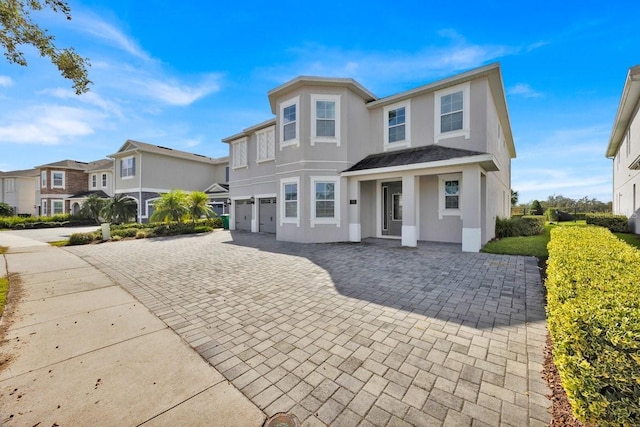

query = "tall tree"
101;194;137;224
150;190;188;223
0;0;91;94
510;189;519;206
186;191;213;224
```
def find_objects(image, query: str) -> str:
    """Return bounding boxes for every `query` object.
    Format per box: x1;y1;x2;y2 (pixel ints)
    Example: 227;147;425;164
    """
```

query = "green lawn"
482;222;640;257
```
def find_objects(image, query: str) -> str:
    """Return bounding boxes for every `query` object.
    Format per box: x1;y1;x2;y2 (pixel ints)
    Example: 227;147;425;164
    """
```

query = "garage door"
259;198;276;233
235;200;252;231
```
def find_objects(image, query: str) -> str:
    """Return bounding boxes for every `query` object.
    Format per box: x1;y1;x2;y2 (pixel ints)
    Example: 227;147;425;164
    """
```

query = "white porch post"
348;178;361;242
229;198;236;230
251;199;258;232
461;166;482;252
401;174;418;247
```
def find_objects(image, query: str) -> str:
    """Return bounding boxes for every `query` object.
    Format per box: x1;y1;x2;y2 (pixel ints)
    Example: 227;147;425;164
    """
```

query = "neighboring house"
67;159;115;215
606;64;640;233
0;169;39;216
223;63;514;252
36;160;102;216
108;140;229;222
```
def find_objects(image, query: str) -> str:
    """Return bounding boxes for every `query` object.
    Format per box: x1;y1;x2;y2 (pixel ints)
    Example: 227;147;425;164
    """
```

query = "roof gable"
606;65;640;158
108;139;224;165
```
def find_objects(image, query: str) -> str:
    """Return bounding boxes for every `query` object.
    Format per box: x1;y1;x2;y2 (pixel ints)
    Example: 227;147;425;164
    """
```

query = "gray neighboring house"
607;64;640;233
108;140;229;222
68;158;115;215
0;168;39;216
223;63;515;252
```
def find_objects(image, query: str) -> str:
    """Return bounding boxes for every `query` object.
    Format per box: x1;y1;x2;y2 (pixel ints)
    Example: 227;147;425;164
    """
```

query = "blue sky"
1;0;638;203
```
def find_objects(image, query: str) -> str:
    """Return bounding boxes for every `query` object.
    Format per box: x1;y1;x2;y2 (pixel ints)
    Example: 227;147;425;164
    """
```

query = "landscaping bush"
586;213;629;233
518;215;545;236
111;228;138;238
495;217;520;238
68;232;99;245
194;225;213;234
0;202;13;217
546;227;640;426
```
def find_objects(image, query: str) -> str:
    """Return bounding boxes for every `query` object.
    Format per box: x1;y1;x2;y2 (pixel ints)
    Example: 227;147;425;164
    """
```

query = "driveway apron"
67;231;551;426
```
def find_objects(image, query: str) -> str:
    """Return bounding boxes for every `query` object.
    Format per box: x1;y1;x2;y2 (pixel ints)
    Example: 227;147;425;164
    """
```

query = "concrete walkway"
0;233;265;426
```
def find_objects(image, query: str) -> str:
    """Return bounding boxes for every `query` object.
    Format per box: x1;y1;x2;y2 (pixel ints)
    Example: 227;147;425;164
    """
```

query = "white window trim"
256;126;276;163
279;96;300;150
52;199;64;215
91;173;97;189
5;178;15;193
232;137;248;169
280;176;300;227
51;170;65;189
41;171;47;188
311;94;341;146
102;173;108;188
383;100;411;151
438;173;462;219
121;156;135;180
310;176;340;228
434;82;471;142
42;200;48;216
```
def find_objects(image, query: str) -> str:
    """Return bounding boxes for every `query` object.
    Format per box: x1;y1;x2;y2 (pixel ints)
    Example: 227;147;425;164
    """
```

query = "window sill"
438;209;462;219
383;141;410;151
256;158;275;164
121;176;135;180
434;129;470;142
232;165;248;170
280;218;299;227
311;218;341;228
280;139;299;150
311;137;340;146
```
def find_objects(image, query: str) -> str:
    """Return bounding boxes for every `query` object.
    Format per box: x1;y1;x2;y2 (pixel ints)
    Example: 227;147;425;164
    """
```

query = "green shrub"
586;213;629;233
68;232;99;245
0;202;13;217
194;225;213;234
135;230;147;239
111;228;138;238
153;222;196;236
519;215;545;236
546;227;640;426
495;217;520;238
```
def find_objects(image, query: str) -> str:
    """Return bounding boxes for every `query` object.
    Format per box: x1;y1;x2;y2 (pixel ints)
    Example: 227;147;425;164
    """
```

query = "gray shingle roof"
344;145;488;172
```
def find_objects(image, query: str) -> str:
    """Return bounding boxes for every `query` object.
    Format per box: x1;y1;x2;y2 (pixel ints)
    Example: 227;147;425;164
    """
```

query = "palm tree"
80;194;107;224
186;191;214;223
101;194;138;224
150;190;188;223
511;189;519;206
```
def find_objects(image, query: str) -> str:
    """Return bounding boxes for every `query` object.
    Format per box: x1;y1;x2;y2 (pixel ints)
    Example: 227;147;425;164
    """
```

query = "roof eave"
341;154;499;177
606;65;640;158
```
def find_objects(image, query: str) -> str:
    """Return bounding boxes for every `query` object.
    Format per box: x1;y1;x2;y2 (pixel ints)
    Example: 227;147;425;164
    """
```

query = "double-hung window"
383;101;410;149
279;96;300;149
280;177;300;226
434;82;470;142
52;200;64;214
52;171;65;188
121;157;135;178
311;94;341;145
102;173;108;187
438;174;462;218
310;177;340;227
232;138;247;169
91;174;97;189
41;171;47;188
256;127;275;162
5;178;15;193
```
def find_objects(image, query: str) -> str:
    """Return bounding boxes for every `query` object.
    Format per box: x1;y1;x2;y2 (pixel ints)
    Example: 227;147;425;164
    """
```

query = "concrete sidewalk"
0;233;265;426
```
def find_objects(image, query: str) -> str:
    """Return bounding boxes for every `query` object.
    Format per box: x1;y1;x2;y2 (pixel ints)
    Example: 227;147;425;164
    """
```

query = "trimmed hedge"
546;227;640;426
495;215;545;238
586;213;629;233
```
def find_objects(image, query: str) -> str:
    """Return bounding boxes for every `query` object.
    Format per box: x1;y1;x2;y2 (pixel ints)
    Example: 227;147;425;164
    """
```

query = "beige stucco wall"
613;100;640;233
1;176;37;215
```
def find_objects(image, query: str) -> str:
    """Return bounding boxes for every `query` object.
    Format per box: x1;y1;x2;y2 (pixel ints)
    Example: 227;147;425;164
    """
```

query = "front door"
381;181;402;236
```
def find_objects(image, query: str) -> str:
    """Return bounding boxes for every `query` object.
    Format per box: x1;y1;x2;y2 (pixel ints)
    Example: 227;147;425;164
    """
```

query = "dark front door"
381;181;402;236
259;198;276;233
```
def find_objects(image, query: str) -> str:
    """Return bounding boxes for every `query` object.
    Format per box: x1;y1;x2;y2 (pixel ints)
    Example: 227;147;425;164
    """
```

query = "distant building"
0;168;39;216
606;65;640;233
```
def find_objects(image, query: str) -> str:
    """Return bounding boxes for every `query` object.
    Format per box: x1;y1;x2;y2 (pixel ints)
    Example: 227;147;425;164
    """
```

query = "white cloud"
137;76;221;106
0;105;104;144
41;87;124;117
508;83;543;98
75;13;151;61
0;76;13;87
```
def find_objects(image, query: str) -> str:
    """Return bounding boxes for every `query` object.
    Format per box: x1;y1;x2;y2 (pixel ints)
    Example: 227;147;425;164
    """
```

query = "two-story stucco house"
223;63;514;252
0;169;39;216
108;140;230;222
67;159;115;215
607;65;640;233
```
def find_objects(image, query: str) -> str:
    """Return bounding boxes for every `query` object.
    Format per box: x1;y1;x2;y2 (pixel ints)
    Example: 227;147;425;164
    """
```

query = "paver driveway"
67;231;551;426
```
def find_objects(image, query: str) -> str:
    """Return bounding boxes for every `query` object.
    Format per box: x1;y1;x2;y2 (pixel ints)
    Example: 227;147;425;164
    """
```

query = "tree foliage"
0;0;91;94
530;200;544;216
79;194;106;224
150;190;189;223
186;191;213;223
0;201;13;216
101;194;137;224
510;189;518;206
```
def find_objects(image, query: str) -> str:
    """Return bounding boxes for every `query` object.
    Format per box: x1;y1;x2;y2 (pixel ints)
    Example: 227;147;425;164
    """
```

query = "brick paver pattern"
67;231;551;426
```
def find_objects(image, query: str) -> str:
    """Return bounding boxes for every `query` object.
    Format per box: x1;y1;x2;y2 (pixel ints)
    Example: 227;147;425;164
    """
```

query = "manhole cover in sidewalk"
264;412;299;427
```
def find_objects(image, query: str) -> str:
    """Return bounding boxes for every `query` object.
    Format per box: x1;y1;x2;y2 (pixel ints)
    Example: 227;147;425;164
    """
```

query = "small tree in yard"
150;190;188;223
80;194;106;224
0;202;12;216
530;200;544;215
101;194;137;224
186;191;213;223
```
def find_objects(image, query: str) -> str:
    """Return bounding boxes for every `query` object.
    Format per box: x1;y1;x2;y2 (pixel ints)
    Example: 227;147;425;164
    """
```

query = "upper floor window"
383;101;411;150
434;82;470;142
52;171;65;188
256;127;275;162
232;138;247;169
311;94;341;145
279;96;300;149
41;171;47;188
121;156;135;178
91;174;97;189
102;173;108;187
5;178;15;193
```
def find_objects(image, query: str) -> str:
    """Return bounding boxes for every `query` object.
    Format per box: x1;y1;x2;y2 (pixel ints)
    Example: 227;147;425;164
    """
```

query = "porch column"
251;198;258;232
401;174;418;247
348;178;361;242
461;166;482;252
